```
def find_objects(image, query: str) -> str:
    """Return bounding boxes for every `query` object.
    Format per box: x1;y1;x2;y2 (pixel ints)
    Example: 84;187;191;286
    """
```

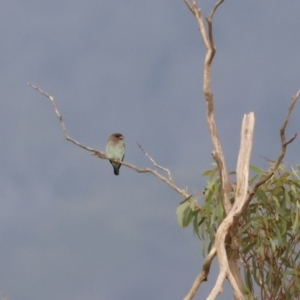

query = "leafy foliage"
176;164;300;299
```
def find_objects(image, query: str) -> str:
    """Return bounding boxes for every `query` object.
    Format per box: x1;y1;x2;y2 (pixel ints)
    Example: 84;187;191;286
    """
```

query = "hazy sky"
0;1;300;299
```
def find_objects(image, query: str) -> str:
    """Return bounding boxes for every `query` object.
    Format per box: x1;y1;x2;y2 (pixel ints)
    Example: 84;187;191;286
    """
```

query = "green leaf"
292;211;299;234
192;211;201;239
256;189;269;205
252;260;261;286
176;201;191;228
202;167;218;179
272;195;281;209
280;218;287;238
244;268;253;294
242;241;257;254
273;225;282;243
268;237;276;253
291;183;297;196
250;164;265;175
258;244;265;260
198;215;206;227
183;207;194;227
284;190;291;203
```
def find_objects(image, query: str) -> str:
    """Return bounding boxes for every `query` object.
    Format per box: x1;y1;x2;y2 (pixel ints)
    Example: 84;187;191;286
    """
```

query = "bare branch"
28;82;101;155
236;113;255;203
183;1;237;299
184;0;230;215
28;82;189;198
137;142;173;181
208;0;225;21
206;0;224;63
203;0;231;216
207;113;254;300
238;90;300;217
183;247;217;300
184;0;299;299
184;0;209;49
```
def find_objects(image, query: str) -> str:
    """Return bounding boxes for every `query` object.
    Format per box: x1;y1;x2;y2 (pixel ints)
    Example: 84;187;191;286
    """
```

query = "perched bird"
106;133;125;176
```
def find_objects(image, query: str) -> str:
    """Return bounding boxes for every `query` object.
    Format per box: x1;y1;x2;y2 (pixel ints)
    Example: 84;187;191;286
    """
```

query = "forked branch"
183;0;233;299
184;0;231;216
207;113;255;300
27;82;189;198
183;1;299;300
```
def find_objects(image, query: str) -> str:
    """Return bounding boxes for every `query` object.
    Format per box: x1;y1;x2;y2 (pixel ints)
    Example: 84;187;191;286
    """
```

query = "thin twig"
28;82;101;155
184;0;209;49
137;142;173;181
28;82;189;198
208;0;225;21
206;0;224;64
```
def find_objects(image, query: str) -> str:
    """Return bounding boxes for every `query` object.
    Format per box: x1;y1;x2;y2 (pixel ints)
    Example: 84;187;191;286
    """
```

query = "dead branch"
137;142;173;181
184;0;210;49
183;0;243;299
28;83;101;155
207;113;255;300
237;89;300;218
206;0;224;64
27;82;189;198
183;113;255;300
184;0;299;299
184;0;231;216
183;247;217;300
183;0;233;299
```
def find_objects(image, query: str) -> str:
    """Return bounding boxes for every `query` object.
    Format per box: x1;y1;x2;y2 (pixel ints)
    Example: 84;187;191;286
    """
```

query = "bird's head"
112;133;124;140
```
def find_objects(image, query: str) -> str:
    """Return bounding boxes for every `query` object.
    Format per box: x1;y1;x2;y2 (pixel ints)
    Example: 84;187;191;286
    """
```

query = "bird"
106;133;125;176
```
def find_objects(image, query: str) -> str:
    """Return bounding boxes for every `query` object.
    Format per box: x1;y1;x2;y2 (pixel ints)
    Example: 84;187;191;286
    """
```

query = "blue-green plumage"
106;133;125;176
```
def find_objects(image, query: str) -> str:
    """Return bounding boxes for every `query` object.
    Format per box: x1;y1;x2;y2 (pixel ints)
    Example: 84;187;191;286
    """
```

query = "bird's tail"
113;167;119;176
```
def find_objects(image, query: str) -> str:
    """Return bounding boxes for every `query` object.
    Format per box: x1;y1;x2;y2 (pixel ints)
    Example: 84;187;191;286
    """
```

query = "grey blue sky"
0;1;300;299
